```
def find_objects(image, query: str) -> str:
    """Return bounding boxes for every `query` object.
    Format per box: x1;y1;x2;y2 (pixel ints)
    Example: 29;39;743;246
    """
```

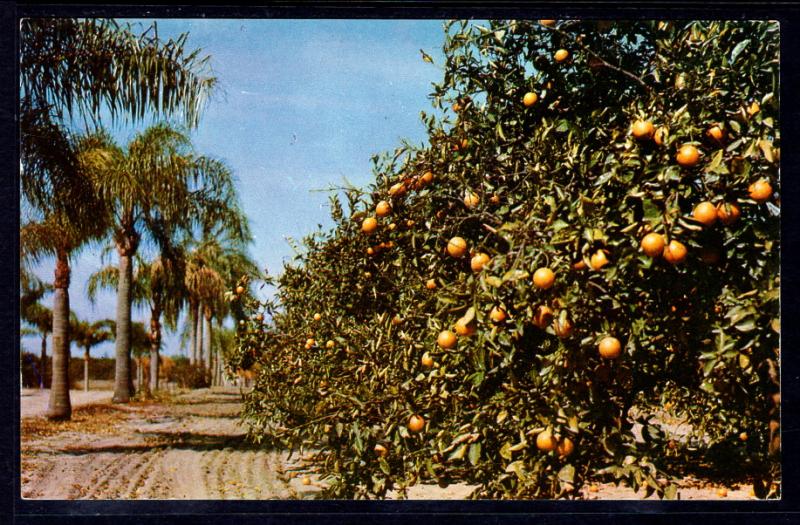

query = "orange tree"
234;20;779;499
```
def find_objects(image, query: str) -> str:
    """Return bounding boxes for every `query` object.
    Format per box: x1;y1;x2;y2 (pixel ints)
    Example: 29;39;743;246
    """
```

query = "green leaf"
448;443;468;461
557;464;575;483
730;39;751;64
500;442;513;460
468;442;481;465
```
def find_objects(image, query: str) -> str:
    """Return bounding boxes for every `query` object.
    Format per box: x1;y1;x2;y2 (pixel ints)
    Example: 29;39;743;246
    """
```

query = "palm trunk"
188;300;197;366
39;335;47;390
47;249;71;420
149;308;161;392
197;302;205;370
112;230;138;403
83;346;90;392
203;308;212;383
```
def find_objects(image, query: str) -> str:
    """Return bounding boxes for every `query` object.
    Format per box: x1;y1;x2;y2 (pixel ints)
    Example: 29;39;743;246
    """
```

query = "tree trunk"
83;347;90;392
47;250;71;420
203;308;212;383
188;300;197;366
39;335;47;390
197;301;205;370
112;231;139;403
150;308;161;392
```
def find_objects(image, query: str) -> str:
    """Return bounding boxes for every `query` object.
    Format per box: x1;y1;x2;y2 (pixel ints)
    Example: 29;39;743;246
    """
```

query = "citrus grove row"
229;20;780;498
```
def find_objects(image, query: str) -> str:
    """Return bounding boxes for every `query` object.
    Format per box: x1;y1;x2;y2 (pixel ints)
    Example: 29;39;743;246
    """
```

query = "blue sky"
23;18;448;359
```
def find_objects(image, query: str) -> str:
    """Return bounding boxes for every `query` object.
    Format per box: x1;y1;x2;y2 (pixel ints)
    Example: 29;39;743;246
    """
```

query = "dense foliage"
234;20;780;499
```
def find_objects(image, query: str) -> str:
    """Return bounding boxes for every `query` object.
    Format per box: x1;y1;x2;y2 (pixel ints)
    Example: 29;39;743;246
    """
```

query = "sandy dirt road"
20;388;761;500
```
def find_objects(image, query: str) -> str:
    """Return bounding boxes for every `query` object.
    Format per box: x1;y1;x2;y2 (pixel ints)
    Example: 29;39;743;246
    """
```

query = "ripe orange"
437;330;457;349
641;233;665;257
361;217;378;234
489;194;501;205
302;476;312;486
631;120;655;140
454;317;477;336
532;305;554;329
418;170;434;188
306;338;316;347
523;92;539;107
489;306;508;324
536;429;558;452
313;313;322;321
421;353;434;368
391;315;403;326
557;437;575;458
676;144;700;167
460;138;469;150
716;202;741;225
554;49;570;62
590;250;609;270
406;219;415;227
408;414;425;433
654;126;667;146
717;487;728;498
388;181;407;197
463;191;481;209
748;179;773;202
572;260;587;270
376;200;392;217
236;285;245;295
533;267;555;289
426;279;437;290
739;432;748;441
255;313;264;322
470;252;491;272
707;125;724;141
447;236;468;258
374;444;388;457
554;318;573;338
326;340;335;349
539;20;556;27
663;240;688;264
598;337;622;359
693;201;718;226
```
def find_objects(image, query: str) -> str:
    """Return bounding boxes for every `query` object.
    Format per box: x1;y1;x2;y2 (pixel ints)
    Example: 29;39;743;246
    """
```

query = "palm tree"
20;275;53;389
83;124;238;403
70;319;115;392
20;18;217;420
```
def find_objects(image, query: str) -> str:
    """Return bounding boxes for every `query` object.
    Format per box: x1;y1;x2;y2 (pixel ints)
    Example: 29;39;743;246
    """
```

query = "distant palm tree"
70;319;115;392
82;125;238;402
20;275;53;389
21;18;217;420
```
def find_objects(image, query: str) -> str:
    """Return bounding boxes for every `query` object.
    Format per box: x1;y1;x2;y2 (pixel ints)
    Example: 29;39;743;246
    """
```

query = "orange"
572;260;587;270
408;414;425;433
426;279;437;290
554;318;573;338
693;201;718;226
421;353;434;368
716;202;741;225
663;240;688;264
306;338;316;347
313;313;322;321
557;437;574;458
454;317;477;336
376;200;392;217
739;432;748;441
489;306;508;324
437;330;457;349
460;138;469;150
590;250;609;270
391;315;403;326
654;126;668;146
374;444;388;457
447;236;468;258
523;92;539;107
631;120;655;140
326;340;335;349
554;49;570;62
539;20;556;27
463;191;481;209
707;125;724;141
470;253;491;272
532;305;554;329
366;247;375;256
452;102;462;112
489;194;501;205
748;179;773;202
418;171;434;188
717;487;728;498
598;337;622;359
533;267;556;289
255;313;264;322
388;181;407;197
236;285;245;295
361;217;378;234
676;144;700;167
641;233;665;257
302;476;312;486
536;429;558;452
